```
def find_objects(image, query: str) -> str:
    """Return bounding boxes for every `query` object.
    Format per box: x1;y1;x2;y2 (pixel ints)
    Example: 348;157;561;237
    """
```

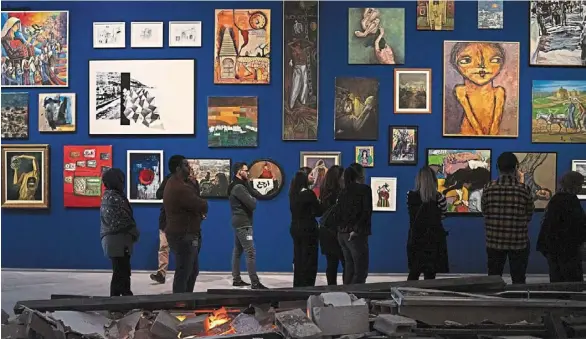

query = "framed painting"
513;152;557;210
186;158;231;198
1;11;69;87
247;159;285;200
572;160;586;200
131;22;163;48
1;144;49;209
389;126;418;165
371;177;397;212
169;21;202;47
89;59;195;135
208;97;258;148
300;151;342;198
443;41;520;138
416;1;454;30
283;1;318;140
214;9;271;84
348;8;405;65
394;68;431;114
478;1;503;29
531;80;586;143
334;77;379;140
355;146;374;168
63;145;112;208
39;93;76;132
1;92;29;139
426;149;492;214
93;22;125;48
126;150;164;203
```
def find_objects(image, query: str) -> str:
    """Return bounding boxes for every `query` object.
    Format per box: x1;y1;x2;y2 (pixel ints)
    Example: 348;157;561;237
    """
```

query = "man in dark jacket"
228;162;267;289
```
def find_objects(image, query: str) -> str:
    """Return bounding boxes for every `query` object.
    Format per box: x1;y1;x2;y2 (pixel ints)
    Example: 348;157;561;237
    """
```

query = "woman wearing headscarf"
100;168;140;296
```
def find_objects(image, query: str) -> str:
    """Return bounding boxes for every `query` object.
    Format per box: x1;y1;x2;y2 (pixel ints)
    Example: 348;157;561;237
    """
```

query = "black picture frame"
388;125;418;165
185;158;231;199
247;158;285;200
512;152;558;211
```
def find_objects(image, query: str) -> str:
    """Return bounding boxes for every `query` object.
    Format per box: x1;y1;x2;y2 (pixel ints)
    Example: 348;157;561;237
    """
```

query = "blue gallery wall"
1;1;585;274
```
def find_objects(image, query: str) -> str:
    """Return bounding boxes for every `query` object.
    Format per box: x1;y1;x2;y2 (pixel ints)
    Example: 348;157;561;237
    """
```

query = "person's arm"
355;186;373;233
156;175;170;200
122;200;140;241
232;184;257;211
525;186;535;222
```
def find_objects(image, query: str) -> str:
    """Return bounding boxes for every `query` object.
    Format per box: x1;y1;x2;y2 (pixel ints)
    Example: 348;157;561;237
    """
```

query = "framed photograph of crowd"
186;158;231;198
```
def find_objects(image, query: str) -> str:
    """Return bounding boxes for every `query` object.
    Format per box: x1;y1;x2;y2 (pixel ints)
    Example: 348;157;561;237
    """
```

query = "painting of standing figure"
513;153;556;210
370;177;397;212
443;41;520;138
126;150;163;203
283;1;318;140
300;151;341;199
416;0;455;31
1;144;49;208
348;8;405;65
334;77;379;140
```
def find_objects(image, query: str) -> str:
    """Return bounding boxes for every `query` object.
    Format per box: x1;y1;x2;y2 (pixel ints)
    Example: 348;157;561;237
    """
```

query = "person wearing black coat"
319;165;345;285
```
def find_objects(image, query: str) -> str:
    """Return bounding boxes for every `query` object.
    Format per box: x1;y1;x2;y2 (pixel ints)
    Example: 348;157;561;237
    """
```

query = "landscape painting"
571;160;586;199
513;152;557;210
208;97;258;148
38;93;76;132
389;126;418;165
63;145;112;208
89;59;195;135
186;159;231;198
300;151;341;198
127;150;164;203
394;69;431;114
478;1;503;29
248;159;285;200
1;144;49;209
334;77;379;140
348;8;405;65
370;177;397;212
283;1;318;140
416;0;455;31
530;1;585;66
1;92;29;139
443;41;520;138
1;11;69;87
355;146;374;168
214;9;271;84
531;80;586;143
427;149;492;214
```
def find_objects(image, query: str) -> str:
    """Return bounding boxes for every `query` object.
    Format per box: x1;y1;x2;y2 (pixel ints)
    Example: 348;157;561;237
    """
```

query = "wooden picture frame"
394;69;432;114
389;125;418;165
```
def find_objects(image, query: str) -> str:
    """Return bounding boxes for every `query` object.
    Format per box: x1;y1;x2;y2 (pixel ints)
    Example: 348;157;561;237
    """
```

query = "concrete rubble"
307;292;369;336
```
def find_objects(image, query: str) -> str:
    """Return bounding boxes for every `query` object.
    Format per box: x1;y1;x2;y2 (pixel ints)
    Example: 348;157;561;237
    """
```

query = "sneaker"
251;282;268;290
233;280;251;287
150;272;165;284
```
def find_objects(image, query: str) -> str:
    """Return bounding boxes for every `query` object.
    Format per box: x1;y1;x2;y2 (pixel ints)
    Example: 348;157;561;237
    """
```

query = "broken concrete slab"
150;310;180;338
48;311;112;338
177;314;207;337
116;311;143;338
275;308;322;339
231;313;263;334
338;331;380;339
307;293;369;336
373;314;416;338
1;323;28;339
320;292;352;307
2;309;9;325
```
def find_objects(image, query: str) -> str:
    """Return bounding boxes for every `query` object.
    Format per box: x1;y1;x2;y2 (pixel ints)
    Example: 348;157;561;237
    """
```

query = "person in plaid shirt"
481;152;535;284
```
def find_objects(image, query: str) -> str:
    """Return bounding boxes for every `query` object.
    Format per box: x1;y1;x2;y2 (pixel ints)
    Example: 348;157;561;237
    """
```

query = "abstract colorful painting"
248;159;285;200
443;41;520;138
186;159;231;198
531;80;586;143
389;126;418;165
214;9;271;84
513;152;557;210
63;145;112;208
283;1;318;140
370;177;397;212
416;0;454;30
1;144;49;209
1;11;69;87
355;146;374;168
571;160;586;199
478;1;503;29
38;93;75;132
427;149;492;214
208;97;258;147
1;92;29;139
394;69;431;114
127;150;164;203
348;8;405;65
300;151;342;198
334;77;379;140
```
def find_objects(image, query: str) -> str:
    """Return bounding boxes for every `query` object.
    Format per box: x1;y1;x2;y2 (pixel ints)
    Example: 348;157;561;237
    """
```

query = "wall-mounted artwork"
248;159;285;200
572;160;586;200
1;11;69;87
127;150;164;204
427;149;491;214
63;145;112;208
38;93;76;132
214;9;271;84
416;1;454;31
531;80;586;143
355;146;374;168
300;151;342;198
1;92;29;139
208;96;258;148
443;41;520;138
348;8;405;65
389;126;418;165
334;77;379;140
130;22;163;48
186;159;231;198
371;177;397;212
394;69;431;114
283;1;318;140
513;152;557;210
169;21;202;47
89;59;195;135
1;144;49;209
530;1;585;66
478;1;503;29
93;22;125;48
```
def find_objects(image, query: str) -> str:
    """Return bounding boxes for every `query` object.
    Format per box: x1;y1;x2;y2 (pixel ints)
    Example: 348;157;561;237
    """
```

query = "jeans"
232;227;260;284
486;246;529;284
547;250;584;283
157;230;169;277
292;234;319;287
338;232;369;285
167;233;200;293
110;248;132;296
325;253;345;286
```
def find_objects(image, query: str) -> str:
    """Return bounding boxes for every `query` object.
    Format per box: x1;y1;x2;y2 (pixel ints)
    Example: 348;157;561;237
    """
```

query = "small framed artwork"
371;177;397;212
63;145;112;208
247;159;285;200
169;21;202;47
1;92;29;139
389;126;418;165
208;97;258;147
355;146;374;168
131;22;164;48
394;69;431;114
300;151;342;199
126;150;164;203
1;144;50;209
572;160;586;200
186;158;231;198
93;22;125;48
38;93;76;132
513;152;557;210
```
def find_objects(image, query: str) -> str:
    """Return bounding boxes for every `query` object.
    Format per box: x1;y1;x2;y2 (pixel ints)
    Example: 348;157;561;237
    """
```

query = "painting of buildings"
334;77;379;140
214;9;271;84
513;152;557;210
1;92;29;139
126;150;163;203
478;1;503;29
208;97;258;147
416;1;454;31
63;145;112;208
38;93;76;132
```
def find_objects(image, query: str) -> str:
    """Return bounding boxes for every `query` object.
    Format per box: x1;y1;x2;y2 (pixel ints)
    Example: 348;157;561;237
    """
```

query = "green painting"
208;97;258;148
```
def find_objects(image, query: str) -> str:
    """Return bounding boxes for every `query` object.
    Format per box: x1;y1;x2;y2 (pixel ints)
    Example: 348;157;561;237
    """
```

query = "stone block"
150;310;180;338
275;308;322;339
232;313;263;334
177;314;207;336
1;323;28;338
1;309;9;325
307;293;369;336
373;314;416;338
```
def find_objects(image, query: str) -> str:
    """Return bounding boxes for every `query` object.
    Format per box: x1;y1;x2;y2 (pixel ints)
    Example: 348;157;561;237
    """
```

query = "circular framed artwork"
247;159;285;200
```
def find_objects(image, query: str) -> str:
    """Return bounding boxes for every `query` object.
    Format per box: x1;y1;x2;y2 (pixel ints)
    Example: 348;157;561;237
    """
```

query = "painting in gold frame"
1;144;50;208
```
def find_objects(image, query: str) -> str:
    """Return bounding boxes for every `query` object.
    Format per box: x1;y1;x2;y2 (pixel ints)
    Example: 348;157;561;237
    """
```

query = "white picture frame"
572;160;586;200
126;150;164;203
131;22;163;48
169;21;202;47
370;177;397;212
93;22;125;48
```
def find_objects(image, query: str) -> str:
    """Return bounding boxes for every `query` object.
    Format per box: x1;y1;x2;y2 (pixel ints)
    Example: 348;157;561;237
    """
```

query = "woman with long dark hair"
319;165;345;285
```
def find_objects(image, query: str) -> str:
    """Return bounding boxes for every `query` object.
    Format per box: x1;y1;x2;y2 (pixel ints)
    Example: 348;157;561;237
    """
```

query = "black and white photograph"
93;22;125;48
389;125;418;165
169;21;202;47
130;22;163;48
572;160;586;199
